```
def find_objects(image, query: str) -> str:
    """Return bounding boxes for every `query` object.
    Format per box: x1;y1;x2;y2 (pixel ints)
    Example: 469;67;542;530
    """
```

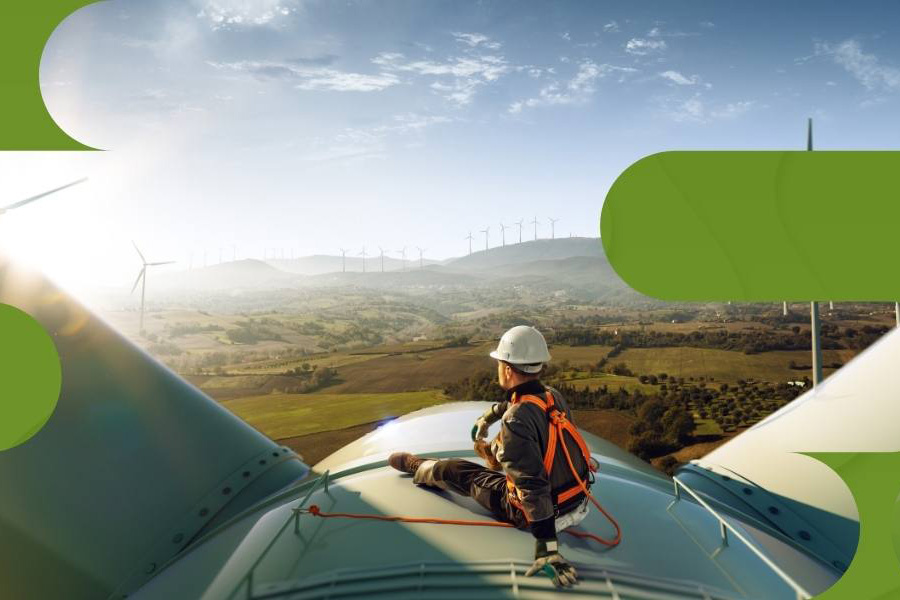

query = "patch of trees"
148;341;184;356
226;320;285;345
442;371;505;402
627;399;695;461
443;335;470;348
550;327;851;354
166;322;224;338
280;365;339;393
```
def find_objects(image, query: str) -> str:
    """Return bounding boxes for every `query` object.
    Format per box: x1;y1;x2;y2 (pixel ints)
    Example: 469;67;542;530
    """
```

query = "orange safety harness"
300;391;622;549
504;390;597;512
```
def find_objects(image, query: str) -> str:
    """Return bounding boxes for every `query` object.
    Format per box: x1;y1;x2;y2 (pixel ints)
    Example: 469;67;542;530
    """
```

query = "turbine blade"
131;268;145;294
132;241;146;264
148;261;175;266
2;177;87;212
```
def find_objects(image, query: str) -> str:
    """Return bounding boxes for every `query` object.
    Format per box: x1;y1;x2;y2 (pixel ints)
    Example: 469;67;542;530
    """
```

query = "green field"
221;390;450;440
613;347;856;383
692;418;724;436
324;344;496;394
546;345;613;365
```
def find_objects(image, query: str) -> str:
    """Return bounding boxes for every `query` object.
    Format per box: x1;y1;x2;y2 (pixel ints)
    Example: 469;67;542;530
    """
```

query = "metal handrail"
671;476;812;600
237;470;332;599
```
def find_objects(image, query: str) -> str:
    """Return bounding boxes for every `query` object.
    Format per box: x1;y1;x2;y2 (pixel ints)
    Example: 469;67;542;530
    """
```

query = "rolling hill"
444;237;604;271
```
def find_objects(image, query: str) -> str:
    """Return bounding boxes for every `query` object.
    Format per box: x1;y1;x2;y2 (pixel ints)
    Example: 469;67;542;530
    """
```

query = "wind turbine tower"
515;219;524;243
530;215;539;240
416;247;426;269
807;118;823;387
549;217;559;240
480;227;490;251
465;232;474;255
131;242;174;335
397;247;407;271
358;247;368;273
339;248;348;273
499;223;508;247
378;247;385;273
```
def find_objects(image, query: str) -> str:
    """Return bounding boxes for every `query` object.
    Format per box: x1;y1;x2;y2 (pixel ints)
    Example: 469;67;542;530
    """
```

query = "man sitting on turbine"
389;325;593;588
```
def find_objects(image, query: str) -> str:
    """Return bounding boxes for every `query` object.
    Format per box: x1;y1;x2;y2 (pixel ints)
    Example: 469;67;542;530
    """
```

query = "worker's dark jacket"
487;380;590;534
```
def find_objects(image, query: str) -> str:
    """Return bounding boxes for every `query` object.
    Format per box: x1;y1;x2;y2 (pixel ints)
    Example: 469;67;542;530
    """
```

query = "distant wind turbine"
131;242;174;335
397;247;407;271
358;247;368;273
378;246;385;272
549;217;559;240
465;232;474;255
339;248;348;273
0;177;87;216
499;223;509;247
515;219;524;243
341;248;347;273
480;227;490;251
530;215;539;240
416;246;426;269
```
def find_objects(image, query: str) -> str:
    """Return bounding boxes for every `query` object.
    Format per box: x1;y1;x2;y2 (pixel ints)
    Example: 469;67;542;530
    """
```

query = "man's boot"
388;452;425;475
389;453;447;490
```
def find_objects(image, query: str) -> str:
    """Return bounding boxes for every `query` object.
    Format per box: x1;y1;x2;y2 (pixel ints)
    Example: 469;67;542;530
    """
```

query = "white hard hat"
489;325;551;373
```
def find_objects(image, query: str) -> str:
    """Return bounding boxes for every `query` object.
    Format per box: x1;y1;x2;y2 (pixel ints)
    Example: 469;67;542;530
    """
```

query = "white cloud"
195;0;300;30
648;27;662;38
452;32;501;50
561;32;571;41
710;100;755;119
700;21;715;28
664;94;755;122
817;40;900;91
603;21;620;33
304;113;451;163
373;51;509;106
207;60;399;92
509;61;637;113
625;38;667;56
660;70;699;85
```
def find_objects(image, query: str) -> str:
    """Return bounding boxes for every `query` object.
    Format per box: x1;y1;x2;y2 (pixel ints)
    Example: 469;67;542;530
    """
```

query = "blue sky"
4;0;900;291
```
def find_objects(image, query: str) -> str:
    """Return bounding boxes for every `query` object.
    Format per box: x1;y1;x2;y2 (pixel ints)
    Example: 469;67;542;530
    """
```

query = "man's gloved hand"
525;538;578;588
471;415;492;441
470;405;500;441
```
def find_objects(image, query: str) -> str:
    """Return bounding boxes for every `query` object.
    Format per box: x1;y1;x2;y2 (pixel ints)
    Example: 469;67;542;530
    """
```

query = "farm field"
612;347;856;383
221;390;450;440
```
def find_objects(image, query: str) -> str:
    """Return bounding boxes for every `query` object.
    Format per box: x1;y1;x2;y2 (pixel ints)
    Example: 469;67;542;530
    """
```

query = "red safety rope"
302;504;619;547
298;391;623;549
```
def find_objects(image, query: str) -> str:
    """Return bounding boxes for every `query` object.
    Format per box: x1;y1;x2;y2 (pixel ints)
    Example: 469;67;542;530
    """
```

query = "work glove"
525;539;578;588
470;405;500;441
471;415;492;441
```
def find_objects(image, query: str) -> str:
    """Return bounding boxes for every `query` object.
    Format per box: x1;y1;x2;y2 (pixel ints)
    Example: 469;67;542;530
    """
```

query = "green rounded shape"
601;151;900;301
0;303;61;451
893;490;900;572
